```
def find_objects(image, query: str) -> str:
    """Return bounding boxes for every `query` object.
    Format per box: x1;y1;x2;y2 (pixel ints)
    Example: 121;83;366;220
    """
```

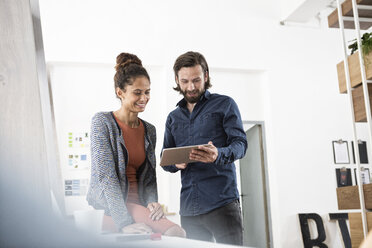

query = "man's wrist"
215;148;224;164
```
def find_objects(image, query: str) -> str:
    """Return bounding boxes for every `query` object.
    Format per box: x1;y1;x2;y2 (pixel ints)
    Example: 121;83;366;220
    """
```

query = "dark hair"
114;53;150;98
173;51;211;92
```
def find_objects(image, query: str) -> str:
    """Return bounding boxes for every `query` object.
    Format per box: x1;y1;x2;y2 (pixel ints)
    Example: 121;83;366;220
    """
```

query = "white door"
240;124;271;248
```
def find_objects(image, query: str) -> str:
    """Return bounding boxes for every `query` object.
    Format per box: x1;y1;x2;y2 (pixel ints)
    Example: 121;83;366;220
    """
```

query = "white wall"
39;0;371;247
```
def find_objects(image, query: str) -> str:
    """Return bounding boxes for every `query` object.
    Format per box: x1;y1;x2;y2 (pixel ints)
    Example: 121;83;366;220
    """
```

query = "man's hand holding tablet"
189;141;218;164
160;142;216;167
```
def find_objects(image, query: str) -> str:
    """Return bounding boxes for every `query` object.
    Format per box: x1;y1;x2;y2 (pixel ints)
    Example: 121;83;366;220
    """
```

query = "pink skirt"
102;202;176;234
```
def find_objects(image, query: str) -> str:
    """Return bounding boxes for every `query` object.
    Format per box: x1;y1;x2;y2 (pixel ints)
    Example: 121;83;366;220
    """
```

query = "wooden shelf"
337;50;372;94
352;84;372;122
336;183;372;209
349;212;372;248
328;0;372;30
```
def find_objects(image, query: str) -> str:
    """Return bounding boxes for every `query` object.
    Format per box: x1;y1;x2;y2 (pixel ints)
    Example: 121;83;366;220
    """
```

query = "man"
162;51;248;245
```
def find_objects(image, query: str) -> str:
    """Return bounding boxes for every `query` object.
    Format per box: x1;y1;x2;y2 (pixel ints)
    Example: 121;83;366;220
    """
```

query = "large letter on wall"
329;213;351;248
298;213;328;248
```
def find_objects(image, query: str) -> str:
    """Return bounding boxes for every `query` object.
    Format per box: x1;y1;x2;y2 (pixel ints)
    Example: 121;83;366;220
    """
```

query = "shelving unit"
329;0;372;30
329;0;372;246
336;183;372;209
349;212;372;247
352;84;372;122
337;50;372;94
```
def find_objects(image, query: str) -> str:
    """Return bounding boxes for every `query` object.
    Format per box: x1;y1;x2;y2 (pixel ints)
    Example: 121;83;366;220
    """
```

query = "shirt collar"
176;90;210;107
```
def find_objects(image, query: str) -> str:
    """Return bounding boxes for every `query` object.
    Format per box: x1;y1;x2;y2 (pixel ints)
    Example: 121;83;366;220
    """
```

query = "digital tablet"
160;144;212;166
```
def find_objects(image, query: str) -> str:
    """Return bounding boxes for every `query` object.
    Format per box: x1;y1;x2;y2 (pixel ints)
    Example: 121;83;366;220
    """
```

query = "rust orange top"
114;116;145;205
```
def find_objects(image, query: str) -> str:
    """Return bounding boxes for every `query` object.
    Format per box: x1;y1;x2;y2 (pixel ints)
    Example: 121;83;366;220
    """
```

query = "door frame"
242;120;273;248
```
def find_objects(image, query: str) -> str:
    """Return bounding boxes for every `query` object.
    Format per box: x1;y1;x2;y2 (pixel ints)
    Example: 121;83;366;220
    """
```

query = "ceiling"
281;0;336;23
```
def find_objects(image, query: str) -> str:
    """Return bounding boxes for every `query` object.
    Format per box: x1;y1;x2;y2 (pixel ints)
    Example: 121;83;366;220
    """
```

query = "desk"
100;233;254;248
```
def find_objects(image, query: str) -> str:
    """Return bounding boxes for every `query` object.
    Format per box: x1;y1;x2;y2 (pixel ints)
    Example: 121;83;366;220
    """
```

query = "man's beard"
181;89;204;104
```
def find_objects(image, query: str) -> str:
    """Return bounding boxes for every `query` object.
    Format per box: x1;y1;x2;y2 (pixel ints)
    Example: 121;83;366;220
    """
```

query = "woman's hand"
147;202;164;221
121;223;152;234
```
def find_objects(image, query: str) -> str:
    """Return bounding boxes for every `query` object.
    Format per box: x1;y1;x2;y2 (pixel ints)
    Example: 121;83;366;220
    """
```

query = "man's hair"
173;51;211;92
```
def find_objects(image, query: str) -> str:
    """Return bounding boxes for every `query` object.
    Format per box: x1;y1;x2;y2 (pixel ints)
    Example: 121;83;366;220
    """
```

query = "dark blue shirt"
162;90;248;216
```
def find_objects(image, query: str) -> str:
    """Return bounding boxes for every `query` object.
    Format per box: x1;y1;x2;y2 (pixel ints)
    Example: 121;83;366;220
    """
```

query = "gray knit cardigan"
86;111;158;230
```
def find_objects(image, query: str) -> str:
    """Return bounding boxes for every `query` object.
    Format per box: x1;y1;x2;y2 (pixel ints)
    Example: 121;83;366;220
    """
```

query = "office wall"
38;0;369;246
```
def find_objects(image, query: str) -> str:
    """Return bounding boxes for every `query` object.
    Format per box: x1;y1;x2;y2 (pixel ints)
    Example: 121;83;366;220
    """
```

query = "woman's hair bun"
113;52;150;95
115;53;142;71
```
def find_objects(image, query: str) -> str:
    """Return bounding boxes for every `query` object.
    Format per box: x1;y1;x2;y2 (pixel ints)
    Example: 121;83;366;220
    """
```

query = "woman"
86;52;185;237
